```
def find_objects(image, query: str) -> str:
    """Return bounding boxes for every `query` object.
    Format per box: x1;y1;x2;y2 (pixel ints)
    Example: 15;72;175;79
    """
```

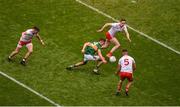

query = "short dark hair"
99;38;106;42
120;18;126;22
122;49;128;52
32;26;40;32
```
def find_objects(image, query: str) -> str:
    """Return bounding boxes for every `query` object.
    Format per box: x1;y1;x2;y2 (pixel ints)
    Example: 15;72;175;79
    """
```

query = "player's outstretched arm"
81;42;90;53
97;23;112;32
36;34;45;46
97;50;107;64
123;28;131;42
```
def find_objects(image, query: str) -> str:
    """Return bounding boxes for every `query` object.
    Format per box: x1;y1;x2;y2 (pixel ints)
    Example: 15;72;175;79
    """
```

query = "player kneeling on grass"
115;49;136;96
8;26;45;65
66;38;107;74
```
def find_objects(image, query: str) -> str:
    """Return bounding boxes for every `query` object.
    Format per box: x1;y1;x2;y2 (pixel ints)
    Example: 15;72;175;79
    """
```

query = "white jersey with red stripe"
20;29;36;42
118;55;135;73
108;23;127;37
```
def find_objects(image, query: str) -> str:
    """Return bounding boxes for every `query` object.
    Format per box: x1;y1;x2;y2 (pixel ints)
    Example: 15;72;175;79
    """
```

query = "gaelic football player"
8;26;45;65
66;38;107;74
97;19;131;58
115;49;136;96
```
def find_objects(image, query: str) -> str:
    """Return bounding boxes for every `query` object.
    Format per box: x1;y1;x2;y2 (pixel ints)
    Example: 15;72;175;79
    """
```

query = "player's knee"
83;61;88;65
116;44;120;48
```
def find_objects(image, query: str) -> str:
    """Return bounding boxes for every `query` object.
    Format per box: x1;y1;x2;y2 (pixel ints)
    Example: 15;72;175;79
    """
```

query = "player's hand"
81;49;85;54
41;41;45;46
97;29;103;32
128;39;131;43
40;40;45;46
102;60;107;64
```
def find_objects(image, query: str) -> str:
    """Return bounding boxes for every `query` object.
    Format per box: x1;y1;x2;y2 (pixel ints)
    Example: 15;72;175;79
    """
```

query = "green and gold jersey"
85;42;101;55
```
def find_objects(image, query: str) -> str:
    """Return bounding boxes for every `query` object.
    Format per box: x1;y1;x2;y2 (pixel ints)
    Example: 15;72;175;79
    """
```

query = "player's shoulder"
128;55;135;61
111;22;119;26
26;29;33;31
112;22;119;24
120;55;134;59
119;56;124;61
92;41;99;45
91;41;97;45
26;29;33;33
95;42;101;49
118;56;125;64
124;24;127;27
123;24;128;30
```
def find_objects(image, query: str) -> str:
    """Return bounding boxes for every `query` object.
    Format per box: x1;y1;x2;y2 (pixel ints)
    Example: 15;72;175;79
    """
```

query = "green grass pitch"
0;0;180;106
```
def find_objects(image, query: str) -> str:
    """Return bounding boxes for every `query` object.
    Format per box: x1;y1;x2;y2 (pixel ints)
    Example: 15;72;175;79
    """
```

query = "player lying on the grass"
8;26;45;65
115;49;136;96
66;38;107;74
97;19;131;58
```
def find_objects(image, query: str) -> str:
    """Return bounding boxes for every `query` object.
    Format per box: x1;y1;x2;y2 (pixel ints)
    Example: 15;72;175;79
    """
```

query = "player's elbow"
103;23;109;27
83;61;88;65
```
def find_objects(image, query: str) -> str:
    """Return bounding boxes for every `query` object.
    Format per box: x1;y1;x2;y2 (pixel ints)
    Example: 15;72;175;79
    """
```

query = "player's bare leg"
74;61;87;67
107;37;120;58
66;61;87;70
101;40;110;49
8;48;21;61
8;50;19;60
116;80;123;96
96;60;103;68
93;60;103;74
20;43;33;65
125;81;133;96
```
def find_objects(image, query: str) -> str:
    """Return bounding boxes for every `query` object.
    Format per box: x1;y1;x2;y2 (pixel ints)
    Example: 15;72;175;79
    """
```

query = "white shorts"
84;54;100;62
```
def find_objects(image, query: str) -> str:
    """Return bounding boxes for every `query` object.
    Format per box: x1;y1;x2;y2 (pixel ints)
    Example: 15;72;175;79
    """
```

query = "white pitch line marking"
0;71;60;107
131;0;137;4
76;0;180;55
